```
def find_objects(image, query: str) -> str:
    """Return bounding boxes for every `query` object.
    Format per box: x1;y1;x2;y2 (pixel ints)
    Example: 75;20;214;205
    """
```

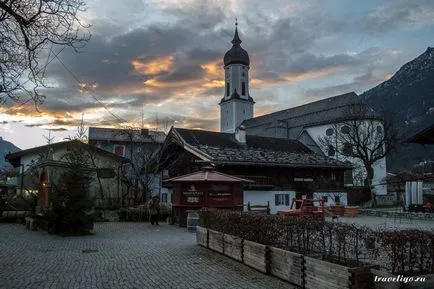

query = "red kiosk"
166;167;253;227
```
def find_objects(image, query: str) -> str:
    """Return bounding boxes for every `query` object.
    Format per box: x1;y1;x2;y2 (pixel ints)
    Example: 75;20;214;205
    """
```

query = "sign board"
211;184;231;191
182;184;204;196
186;196;200;203
182;191;204;196
209;192;232;197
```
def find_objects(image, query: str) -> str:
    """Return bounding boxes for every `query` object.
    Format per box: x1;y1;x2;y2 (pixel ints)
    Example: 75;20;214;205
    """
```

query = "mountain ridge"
0;137;21;170
362;46;434;172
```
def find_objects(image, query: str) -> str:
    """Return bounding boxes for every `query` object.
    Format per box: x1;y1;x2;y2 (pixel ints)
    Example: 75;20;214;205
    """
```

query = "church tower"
220;21;254;133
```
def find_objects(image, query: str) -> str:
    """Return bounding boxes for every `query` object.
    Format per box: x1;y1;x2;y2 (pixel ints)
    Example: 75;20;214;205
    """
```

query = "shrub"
198;208;434;274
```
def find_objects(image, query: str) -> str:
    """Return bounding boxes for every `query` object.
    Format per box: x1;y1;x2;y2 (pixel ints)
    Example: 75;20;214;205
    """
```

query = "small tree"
318;104;400;207
48;147;94;234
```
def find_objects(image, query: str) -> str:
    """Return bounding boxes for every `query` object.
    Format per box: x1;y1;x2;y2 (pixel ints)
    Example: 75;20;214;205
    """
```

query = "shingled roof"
171;128;351;169
242;92;380;138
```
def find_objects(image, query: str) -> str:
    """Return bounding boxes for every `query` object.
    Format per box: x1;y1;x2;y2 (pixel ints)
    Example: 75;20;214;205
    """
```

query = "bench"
247;201;270;214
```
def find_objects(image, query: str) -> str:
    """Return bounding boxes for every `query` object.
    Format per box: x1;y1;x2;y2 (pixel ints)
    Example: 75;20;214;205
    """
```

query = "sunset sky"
1;0;434;149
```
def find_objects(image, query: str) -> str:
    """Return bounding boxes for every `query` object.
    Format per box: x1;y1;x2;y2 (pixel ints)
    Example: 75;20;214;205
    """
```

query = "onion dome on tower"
223;20;250;66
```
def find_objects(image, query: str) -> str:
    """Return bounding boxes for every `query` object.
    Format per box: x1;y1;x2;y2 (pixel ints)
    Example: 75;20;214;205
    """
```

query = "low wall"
269;246;303;287
223;234;243;262
208;229;224;253
243;240;269;273
196;226;208;248
197;226;433;289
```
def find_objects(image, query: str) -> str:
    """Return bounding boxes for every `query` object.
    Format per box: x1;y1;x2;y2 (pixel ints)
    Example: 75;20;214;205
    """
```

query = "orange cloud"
131;56;174;75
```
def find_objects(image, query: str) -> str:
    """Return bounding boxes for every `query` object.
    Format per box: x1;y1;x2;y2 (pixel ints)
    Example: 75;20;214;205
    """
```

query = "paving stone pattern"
0;223;296;289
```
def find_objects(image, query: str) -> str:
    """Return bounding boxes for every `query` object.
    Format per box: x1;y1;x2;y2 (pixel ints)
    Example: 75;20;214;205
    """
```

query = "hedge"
199;208;434;275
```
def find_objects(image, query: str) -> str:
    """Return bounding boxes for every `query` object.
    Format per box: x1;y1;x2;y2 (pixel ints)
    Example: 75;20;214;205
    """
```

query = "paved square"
0;223;296;289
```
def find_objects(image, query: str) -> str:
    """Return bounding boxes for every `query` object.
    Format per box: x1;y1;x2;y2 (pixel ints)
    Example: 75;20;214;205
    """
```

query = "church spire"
232;18;242;45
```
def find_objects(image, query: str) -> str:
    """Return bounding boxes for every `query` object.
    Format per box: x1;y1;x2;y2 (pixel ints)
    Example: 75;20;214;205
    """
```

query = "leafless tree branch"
0;0;91;105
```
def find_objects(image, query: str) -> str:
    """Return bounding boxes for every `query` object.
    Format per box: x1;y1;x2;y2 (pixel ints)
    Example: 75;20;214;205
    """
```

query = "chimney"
235;125;246;143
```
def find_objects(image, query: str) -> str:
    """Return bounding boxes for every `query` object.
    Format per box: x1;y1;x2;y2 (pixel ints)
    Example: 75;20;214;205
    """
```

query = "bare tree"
318;104;401;207
64;114;88;143
0;0;90;105
114;125;165;207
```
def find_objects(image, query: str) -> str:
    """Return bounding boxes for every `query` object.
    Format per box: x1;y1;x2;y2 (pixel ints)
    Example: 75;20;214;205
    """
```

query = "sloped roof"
171;128;351;169
5;140;124;168
166;167;253;183
243;92;380;138
88;127;166;143
407;124;434;144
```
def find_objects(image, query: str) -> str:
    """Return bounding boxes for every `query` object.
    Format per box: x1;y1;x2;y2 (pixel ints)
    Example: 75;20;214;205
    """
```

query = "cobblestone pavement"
0;223;297;289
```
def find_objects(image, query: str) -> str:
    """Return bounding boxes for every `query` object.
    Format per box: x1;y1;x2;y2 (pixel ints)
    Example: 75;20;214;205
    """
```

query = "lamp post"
20;164;24;196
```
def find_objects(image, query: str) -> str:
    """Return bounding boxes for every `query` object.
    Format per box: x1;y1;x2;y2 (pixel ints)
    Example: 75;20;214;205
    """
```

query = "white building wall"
220;101;234;133
304;123;387;195
244;190;296;214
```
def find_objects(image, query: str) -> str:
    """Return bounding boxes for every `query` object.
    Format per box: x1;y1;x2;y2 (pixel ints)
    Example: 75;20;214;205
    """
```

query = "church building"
158;23;357;215
219;21;254;133
218;22;387;197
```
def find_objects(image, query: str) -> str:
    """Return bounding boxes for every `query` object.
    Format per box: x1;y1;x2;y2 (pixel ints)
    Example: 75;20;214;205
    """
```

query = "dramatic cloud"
1;0;433;149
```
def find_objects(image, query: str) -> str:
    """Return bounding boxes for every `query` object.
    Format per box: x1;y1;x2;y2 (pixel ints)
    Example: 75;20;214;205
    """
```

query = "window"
275;194;290;206
113;145;125;157
328;145;335;156
334;195;341;204
377;125;383;134
344;170;353;186
242;82;246;96
326;128;334;136
322;196;328;203
342;142;353;156
161;193;168;203
227;82;230;96
341;125;350;134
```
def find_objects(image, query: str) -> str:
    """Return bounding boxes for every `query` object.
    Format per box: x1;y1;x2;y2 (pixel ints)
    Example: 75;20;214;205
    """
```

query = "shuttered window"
275;194;290;206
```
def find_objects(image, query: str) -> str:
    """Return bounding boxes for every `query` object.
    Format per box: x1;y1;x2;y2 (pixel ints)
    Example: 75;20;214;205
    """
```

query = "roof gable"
5;140;124;167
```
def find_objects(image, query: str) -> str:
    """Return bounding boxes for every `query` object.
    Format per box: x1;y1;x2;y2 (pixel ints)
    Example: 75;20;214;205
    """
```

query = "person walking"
148;196;160;226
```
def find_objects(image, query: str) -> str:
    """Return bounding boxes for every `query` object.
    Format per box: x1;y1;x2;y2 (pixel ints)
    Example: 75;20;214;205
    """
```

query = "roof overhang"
213;160;352;169
407;125;434;144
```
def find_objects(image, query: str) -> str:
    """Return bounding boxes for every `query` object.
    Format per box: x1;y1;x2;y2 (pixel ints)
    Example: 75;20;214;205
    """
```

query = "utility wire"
0;47;66;115
50;48;128;125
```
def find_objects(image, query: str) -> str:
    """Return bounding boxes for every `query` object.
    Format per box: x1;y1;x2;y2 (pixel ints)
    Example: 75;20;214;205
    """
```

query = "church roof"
242;92;381;138
223;24;250;66
407;124;434;144
169;128;351;169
